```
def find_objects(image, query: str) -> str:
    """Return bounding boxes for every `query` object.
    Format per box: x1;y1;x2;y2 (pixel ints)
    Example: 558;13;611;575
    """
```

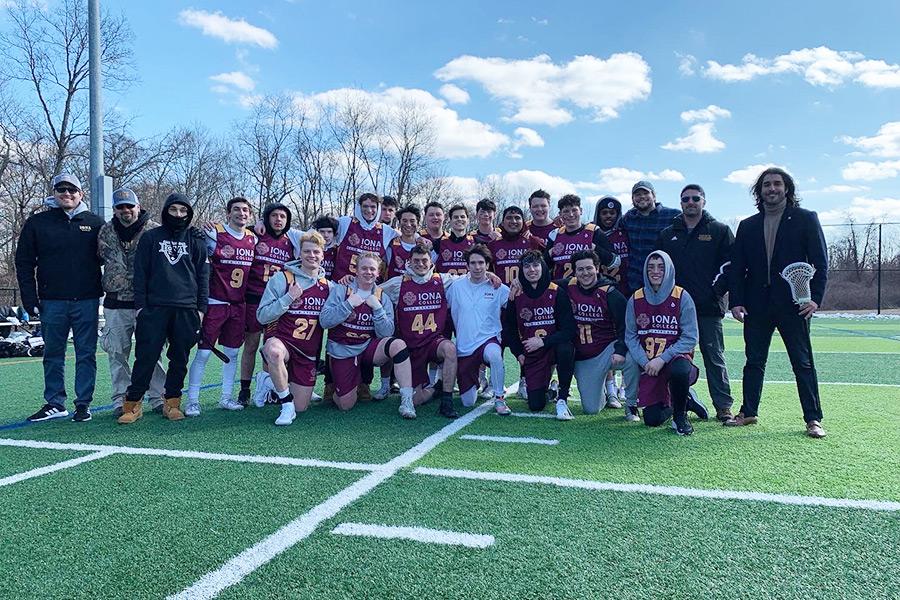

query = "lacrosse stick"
780;262;815;305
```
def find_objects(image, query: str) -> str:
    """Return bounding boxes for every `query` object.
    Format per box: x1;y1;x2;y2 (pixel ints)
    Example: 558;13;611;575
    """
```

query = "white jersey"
446;275;510;357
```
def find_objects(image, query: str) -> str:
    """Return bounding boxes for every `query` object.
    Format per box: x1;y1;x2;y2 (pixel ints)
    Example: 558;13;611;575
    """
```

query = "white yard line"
0;438;379;472
510;412;556;419
413;467;900;513
697;378;900;388
460;434;559;446
0;450;114;488
169;401;494;600
331;522;494;549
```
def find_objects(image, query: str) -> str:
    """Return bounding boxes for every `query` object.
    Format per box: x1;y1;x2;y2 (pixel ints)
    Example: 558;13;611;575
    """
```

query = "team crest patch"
79;225;92;232
395;255;405;267
637;313;650;329
256;241;269;255
348;233;361;246
441;248;452;261
495;248;507;260
158;240;189;265
220;244;235;259
403;291;417;306
549;244;562;256
519;307;533;321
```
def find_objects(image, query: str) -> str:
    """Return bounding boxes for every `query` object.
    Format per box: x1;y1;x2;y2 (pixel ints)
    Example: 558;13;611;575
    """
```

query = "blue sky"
17;0;900;223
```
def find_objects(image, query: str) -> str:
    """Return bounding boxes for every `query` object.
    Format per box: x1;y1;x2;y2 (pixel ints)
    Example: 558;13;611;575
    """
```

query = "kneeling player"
625;251;708;435
319;252;417;417
503;250;577;420
256;232;330;425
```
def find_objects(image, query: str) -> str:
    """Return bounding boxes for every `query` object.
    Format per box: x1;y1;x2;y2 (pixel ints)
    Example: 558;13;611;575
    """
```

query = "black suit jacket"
729;205;828;312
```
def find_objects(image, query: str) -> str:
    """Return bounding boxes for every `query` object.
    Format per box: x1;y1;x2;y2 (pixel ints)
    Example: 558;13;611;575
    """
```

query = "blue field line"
0;382;224;433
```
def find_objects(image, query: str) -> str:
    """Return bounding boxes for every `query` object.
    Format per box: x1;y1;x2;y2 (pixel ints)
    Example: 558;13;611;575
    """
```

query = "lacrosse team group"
14;165;830;438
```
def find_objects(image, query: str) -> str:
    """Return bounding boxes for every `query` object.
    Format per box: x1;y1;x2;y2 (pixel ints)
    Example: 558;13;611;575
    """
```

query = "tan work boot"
163;396;185;421
117;400;143;425
806;420;826;439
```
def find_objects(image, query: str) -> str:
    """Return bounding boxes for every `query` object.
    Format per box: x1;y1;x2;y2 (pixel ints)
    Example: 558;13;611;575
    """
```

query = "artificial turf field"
0;317;898;599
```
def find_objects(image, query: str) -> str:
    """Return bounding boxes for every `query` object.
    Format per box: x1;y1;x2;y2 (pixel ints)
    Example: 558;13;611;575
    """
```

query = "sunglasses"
680;195;703;203
55;186;79;194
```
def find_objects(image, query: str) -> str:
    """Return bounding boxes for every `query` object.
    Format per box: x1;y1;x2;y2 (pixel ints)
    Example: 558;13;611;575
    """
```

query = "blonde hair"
300;231;325;249
356;251;382;268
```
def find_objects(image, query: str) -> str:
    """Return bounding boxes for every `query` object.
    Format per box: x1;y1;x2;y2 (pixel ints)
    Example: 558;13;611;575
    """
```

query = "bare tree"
386;100;440;204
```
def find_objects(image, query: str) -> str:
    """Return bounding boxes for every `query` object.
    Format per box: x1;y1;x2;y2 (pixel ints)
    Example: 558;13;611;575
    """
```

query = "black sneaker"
687;389;709;420
237;388;251;407
673;415;693;436
27;403;69;422
438;395;458;419
72;405;92;422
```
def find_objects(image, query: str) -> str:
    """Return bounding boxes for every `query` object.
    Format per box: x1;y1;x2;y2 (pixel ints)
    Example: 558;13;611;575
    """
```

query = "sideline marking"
413;467;900;513
331;522;494;549
0;438;379;473
697;378;900;388
169;401;494;600
460;434;559;446
510;412;555;419
0;450;114;488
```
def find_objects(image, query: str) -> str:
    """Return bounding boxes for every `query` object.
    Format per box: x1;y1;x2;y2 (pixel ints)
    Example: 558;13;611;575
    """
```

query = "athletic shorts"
264;337;317;387
328;339;380;397
199;303;245;349
410;336;447;388
522;347;556;392
244;302;263;334
638;355;699;408
456;338;499;394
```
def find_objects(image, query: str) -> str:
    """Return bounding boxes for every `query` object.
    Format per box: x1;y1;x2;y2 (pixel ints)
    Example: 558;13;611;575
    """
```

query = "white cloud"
178;9;278;49
578;167;684;198
209;71;255;92
703;46;900;89
508;127;544;157
838;122;900;158
680;104;731;123
439;84;470;105
435;53;651;126
841;160;900;181
677;53;697;76
531;17;549;25
724;163;786;186
662;122;726;153
818;196;900;224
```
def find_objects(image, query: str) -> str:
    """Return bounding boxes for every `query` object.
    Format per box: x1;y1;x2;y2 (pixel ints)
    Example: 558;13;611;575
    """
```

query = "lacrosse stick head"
780;262;815;305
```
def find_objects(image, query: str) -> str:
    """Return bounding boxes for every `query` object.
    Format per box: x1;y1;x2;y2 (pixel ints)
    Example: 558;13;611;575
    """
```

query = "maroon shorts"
245;302;263;334
457;338;499;394
328;339;381;397
199;303;245;349
522;347;556;392
638;355;699;408
409;336;447;388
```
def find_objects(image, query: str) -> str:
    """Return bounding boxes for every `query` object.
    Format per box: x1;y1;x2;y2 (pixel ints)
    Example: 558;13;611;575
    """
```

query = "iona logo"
495;248;507;260
441;248;452;261
220;244;235;259
519;307;533;321
403;291;417;306
256;241;270;255
348;233;361;246
637;313;650;329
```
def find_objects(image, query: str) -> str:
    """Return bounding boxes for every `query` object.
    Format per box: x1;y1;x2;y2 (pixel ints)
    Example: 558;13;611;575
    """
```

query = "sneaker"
27;403;69;422
517;377;528;400
686;389;709;420
494;399;512;416
724;412;758;427
310;390;323;404
624;405;641;422
438;395;459;419
606;394;623;409
605;382;619;407
806;420;827;439
673;415;693;436
185;401;201;417
555;399;574;421
374;381;392;401
237;388;251;407
275;401;296;426
112;405;124;418
398;397;417;419
546;380;559;405
218;399;244;411
617;386;627;401
71;405;92;422
253;372;273;408
715;407;733;423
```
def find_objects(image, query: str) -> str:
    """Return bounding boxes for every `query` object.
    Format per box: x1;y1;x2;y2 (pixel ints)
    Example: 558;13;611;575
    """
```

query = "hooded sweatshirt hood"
516;254;552;298
353;199;382;230
642;250;677;305
161;193;194;233
262;202;292;238
593;196;622;232
282;258;325;287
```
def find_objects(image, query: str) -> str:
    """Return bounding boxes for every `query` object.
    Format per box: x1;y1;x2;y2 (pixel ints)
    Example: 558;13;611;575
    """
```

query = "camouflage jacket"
98;215;159;301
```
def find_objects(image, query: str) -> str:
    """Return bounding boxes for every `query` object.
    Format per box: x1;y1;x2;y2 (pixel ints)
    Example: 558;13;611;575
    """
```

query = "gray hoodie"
256;260;330;325
625;250;698;367
319;280;395;358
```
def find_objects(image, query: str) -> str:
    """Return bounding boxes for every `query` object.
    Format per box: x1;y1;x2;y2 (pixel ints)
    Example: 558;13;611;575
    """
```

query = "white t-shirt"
446;275;510;357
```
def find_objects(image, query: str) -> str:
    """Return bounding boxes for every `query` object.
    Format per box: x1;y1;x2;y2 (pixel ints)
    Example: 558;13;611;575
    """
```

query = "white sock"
220;346;240;400
188;349;212;401
399;387;414;403
484;344;505;395
275;388;290;400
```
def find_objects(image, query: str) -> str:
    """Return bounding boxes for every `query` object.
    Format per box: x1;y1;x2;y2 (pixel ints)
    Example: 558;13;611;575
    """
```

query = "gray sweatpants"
574;341;639;414
698;315;734;411
100;308;165;408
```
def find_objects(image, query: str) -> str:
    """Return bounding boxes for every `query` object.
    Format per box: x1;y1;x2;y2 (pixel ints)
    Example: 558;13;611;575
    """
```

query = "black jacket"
728;205;828;312
133;221;209;312
15;204;105;313
655;211;734;317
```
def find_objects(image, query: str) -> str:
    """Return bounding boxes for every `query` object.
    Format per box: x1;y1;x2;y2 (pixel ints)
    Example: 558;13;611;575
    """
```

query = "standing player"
380;195;399;227
503;250;577;420
525;189;557;245
546;194;619;280
319;253;418;417
256;232;330;425
420;202;446;243
313;216;338;280
331;193;399;282
446;245;511;415
385;205;422;279
238;203;295;406
186;197;255;416
473;198;499;244
434;205;475;275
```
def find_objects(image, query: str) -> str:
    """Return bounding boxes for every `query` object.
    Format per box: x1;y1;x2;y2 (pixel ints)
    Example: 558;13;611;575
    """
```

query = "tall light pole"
88;0;111;218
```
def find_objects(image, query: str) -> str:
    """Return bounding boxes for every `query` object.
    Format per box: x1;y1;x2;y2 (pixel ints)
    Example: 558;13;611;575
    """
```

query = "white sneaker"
624;405;640;422
494;399;512;416
617;386;627;401
398;397;417;419
218;399;244;411
555;399;574;421
605;383;622;408
310;390;323;404
253;372;273;408
185;401;201;417
275;402;296;426
374;382;392;401
517;377;528;400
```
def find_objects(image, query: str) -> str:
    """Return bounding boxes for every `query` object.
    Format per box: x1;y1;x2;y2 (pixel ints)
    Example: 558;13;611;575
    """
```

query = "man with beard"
117;194;209;424
620;181;681;293
98;188;165;417
503;250;577;420
546;194;619;280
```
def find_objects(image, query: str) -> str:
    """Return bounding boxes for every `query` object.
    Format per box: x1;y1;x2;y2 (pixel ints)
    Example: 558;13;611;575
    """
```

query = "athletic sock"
275;388;290;400
240;379;251;392
399;387;414;403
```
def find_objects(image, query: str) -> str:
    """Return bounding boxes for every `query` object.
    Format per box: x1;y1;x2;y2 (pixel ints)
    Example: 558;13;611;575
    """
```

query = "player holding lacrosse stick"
727;168;829;438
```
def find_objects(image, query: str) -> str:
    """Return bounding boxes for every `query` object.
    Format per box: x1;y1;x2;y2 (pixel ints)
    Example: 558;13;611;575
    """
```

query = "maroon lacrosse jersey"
327;287;384;347
525;220;557;245
208;225;256;303
434;233;474;275
332;218;386;281
632;286;687;361
604;228;631;296
567;279;617;360
264;272;329;356
387;238;414;279
396;275;448;349
473;227;498;245
548;224;599;279
418;228;444;243
489;234;540;285
321;246;336;280
246;233;295;298
513;282;559;350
